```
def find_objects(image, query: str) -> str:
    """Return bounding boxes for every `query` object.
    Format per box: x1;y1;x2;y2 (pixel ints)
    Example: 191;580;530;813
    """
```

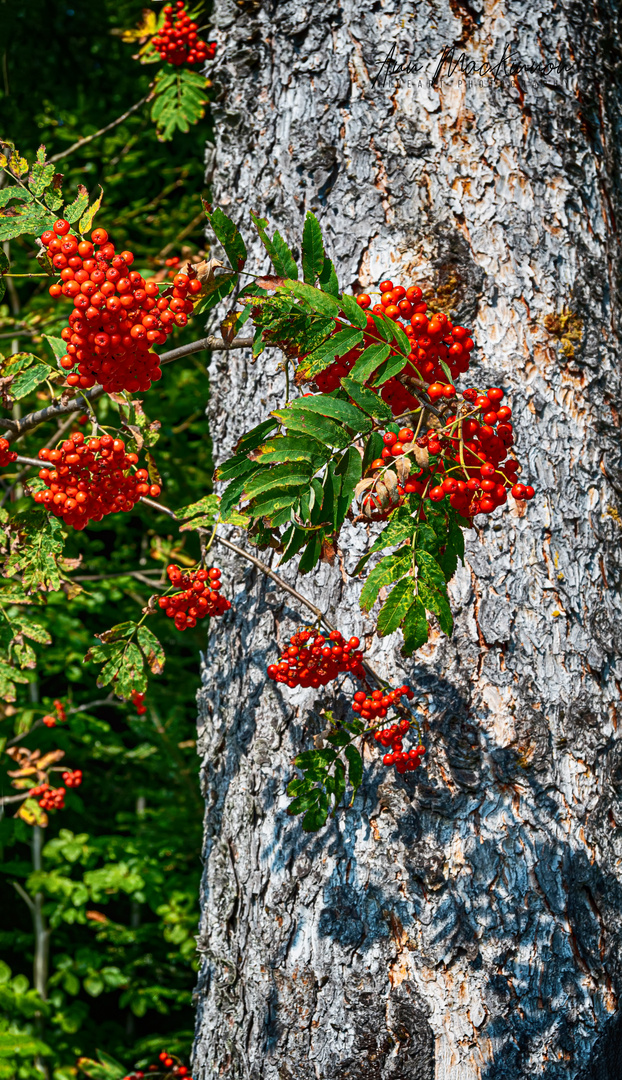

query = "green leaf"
256;433;330;468
301;211;325;284
318;255;339;296
401;598;429;655
359;549;411;612
344;744;363;798
288;393;371;433
206;207;247;271
174;493;220;522
349;342;391;383
243;462;312;500
418;583;453;636
78;186;103;234
334;445;362;527
0;187;33;209
302;793;330;831
298;327;364;379
377;577;415;636
354;504;417;575
0;204;55;241
64;184;89;224
341;377;393;422
28;161;55;197
361;431;384;475
0;248;8;274
235;418;278;455
136;626;165;675
279;525;312;566
215;454;260;484
192;272;236;316
248;488;302;521
372;351;409;386
328;759;346;808
287;789;320;815
339;293;368;329
278;278;341;318
416;550;447;589
297;532;323;573
5;510;65;592
43;334;66;361
271;230;298;279
220;473;255;519
272;406;351;449
390;319;413;357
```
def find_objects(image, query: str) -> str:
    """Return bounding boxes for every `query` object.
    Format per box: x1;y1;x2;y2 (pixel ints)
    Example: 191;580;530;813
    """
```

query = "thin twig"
11;880;35;912
1;791;31;807
159;334;254;367
48;91;154;164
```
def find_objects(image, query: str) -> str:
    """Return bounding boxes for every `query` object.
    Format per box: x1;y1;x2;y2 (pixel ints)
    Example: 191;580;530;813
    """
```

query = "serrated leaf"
279;525;312;566
354;504;417;575
334;445;362;527
359;549;411;612
78;187;103;234
401;597;429;655
328;759;346;808
302;793;329;831
28;161;56;197
340;377;393;422
301;212;325;284
390;319;412;357
298;327;364;380
377;577;415;636
271;230;298;278
298;531;323;573
43;334;66;362
12;619;52;645
344;744;363;799
174;494;220;522
318;255;339;296
220;473;255;519
288;393;370;433
137;626;165;675
215;454;260;484
418;581;453;636
339;293;368;329
272;406;351;449
287;789;320;815
235;418;279;455
256;433;330;468
192;272;237;316
64;184;89;224
9;359;50;400
372;350;409;386
416;550;447;589
243;462;312;500
278;278;341;318
0;204;55;241
0;187;33;209
5;510;65;592
207;207;247;271
349;342;392;383
17;798;48;827
248;488;303;520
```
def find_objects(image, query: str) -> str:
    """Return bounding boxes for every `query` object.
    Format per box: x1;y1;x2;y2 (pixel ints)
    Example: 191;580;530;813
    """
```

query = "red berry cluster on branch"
37;785;66;811
0;437;17;467
42;699;66;727
158;564;231;631
132;690;147;715
62;769;82;788
152;2;215;66
267;628;365;688
123;1049;192;1080
34;431;158;531
351;684;414;719
374;721;426;774
42;219;200;394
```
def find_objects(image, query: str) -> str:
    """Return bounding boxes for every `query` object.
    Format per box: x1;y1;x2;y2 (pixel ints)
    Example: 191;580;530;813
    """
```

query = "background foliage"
0;1;212;1073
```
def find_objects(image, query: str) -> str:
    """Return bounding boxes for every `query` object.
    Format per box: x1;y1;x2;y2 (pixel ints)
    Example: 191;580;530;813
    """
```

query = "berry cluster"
62;769;82;788
122;1049;192;1080
351;684;415;720
308;281;473;415
34;431;159;531
158;564;231;631
37;785;66;811
42;699;66;728
43;219;201;394
152;2;216;66
267;628;365;688
132;690;147;716
0;437;17;467
374;720;426;774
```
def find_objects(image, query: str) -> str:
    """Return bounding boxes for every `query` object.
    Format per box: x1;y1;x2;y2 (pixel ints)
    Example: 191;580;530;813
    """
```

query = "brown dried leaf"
256;275;285;291
220;309;238;346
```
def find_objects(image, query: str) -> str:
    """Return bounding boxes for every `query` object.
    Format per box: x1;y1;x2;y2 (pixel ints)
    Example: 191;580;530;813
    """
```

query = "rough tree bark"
194;1;622;1076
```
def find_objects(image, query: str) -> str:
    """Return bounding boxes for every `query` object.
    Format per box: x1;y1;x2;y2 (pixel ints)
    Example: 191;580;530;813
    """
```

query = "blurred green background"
0;2;213;1075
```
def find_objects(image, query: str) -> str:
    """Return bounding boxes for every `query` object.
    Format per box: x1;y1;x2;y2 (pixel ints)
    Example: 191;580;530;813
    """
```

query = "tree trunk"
194;2;622;1076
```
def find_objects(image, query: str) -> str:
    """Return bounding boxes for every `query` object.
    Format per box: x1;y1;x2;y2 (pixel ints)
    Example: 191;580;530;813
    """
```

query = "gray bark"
194;1;622;1077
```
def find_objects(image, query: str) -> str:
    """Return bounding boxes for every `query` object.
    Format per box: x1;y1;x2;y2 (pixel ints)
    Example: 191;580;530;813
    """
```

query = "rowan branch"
48;90;154;164
2;335;254;445
11;879;35;912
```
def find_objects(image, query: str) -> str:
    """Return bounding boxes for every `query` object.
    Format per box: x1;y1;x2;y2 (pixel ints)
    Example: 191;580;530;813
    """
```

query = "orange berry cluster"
123;1049;193;1080
34;431;158;531
62;769;82;788
34;784;66;811
42;699;66;728
43;219;201;394
309;281;474;417
158;564;231;631
152;2;216;66
0;437;17;467
132;690;147;716
267;628;365;688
